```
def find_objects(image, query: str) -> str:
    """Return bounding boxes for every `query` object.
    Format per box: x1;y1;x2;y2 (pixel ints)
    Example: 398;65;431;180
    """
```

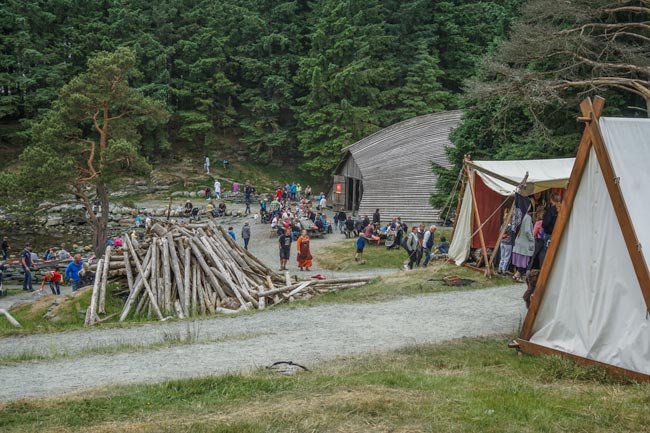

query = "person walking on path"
355;234;366;262
241;222;251;250
204;155;210;174
278;228;292;271
296;230;313;271
406;227;419;270
416;223;425;267
1;237;8;261
41;270;63;295
65;254;85;292
422;225;437;268
21;242;35;291
214;179;221;199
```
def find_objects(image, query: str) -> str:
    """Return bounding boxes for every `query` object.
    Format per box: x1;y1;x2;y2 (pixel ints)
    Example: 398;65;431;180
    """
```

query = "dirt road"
0;284;526;402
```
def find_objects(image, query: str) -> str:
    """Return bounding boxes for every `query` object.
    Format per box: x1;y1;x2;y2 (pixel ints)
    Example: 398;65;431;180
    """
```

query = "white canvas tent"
518;97;650;382
448;157;574;266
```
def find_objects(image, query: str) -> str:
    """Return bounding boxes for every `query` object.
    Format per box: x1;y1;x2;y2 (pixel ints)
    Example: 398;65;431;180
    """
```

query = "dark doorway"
346;177;363;212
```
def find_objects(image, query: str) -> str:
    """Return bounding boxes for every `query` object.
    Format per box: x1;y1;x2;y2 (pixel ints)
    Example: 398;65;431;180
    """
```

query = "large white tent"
448;158;574;266
518;97;650;381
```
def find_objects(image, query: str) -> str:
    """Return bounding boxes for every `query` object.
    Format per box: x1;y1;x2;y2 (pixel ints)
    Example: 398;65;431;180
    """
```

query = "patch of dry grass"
3;337;648;433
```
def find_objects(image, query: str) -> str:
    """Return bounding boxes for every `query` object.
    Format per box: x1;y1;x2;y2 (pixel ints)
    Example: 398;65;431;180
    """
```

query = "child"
435;236;450;254
355;234;366;262
41;270;63;295
498;209;515;275
227;226;236;241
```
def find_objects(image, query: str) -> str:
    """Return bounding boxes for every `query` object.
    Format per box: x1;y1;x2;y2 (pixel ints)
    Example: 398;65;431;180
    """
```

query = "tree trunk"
94;184;110;257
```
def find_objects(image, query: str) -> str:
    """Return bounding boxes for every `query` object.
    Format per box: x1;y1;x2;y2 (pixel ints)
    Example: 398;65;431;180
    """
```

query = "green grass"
1;336;648;432
316;227;453;272
0;328;267;366
285;263;515;308
0;285;124;337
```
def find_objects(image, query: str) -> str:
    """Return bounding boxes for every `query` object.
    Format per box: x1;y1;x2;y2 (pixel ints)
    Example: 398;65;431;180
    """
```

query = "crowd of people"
11;242;96;295
497;193;561;287
341;210;449;270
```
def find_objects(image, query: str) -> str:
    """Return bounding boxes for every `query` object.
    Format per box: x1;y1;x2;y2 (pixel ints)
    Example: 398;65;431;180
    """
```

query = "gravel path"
0;284;526;402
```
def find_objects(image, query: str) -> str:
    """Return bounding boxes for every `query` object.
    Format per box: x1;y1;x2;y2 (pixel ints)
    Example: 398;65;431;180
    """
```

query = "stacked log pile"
84;221;371;325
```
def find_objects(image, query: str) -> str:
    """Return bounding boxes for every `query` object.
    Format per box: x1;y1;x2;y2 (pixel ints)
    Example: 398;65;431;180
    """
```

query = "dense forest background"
0;0;522;175
2;0;649;187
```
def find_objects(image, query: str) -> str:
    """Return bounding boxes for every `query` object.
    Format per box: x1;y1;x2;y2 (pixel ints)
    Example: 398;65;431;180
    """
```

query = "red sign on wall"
335;182;342;193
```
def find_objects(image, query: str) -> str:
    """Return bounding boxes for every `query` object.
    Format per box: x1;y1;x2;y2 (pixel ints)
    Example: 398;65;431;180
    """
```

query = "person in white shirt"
319;195;327;211
204;156;210;173
214;179;221;199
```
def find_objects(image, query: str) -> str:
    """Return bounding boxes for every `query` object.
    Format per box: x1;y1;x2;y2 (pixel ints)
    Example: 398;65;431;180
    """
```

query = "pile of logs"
84;220;372;325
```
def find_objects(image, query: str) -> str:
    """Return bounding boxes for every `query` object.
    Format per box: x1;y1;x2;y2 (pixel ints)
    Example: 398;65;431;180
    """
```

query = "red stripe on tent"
472;175;502;249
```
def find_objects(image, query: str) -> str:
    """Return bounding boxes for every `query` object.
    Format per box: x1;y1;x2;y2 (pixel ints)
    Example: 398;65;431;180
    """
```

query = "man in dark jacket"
540;193;561;266
337;210;347;233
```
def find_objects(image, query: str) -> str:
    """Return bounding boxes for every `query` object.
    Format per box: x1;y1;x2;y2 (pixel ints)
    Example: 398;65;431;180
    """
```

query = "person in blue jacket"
65;254;85;292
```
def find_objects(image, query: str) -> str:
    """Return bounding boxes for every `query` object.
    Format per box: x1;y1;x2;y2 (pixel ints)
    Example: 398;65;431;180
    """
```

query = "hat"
24;242;32;247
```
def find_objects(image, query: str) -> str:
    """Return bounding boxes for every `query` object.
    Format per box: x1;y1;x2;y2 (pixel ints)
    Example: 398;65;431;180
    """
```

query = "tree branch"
559;22;650;36
106;111;131;122
603;6;650;15
92;110;102;135
572;54;650;76
71;184;97;224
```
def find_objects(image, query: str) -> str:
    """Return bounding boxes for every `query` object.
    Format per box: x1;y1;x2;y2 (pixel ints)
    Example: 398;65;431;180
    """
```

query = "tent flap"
472;158;575;196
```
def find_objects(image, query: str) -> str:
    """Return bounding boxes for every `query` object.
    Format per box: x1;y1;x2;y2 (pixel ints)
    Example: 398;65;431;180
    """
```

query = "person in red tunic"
296;230;313;271
41;270;63;295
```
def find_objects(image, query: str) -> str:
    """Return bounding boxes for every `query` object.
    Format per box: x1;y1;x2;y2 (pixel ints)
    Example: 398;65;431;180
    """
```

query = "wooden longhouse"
331;111;462;224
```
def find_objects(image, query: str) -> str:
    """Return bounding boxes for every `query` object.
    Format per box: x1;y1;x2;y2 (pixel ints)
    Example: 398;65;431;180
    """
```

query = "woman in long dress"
512;211;534;282
296;230;313;271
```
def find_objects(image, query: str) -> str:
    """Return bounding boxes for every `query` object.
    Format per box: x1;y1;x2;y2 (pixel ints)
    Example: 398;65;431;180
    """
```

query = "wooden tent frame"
516;96;650;383
451;155;529;277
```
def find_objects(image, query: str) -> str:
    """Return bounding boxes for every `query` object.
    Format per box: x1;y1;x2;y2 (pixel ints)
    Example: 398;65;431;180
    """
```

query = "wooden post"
183;246;191;317
0;308;22;328
167;232;185;314
124;235;164;320
123;250;134;293
466;164;491;275
85;259;103;325
451;158;469;240
161;237;172;314
98;246;111;314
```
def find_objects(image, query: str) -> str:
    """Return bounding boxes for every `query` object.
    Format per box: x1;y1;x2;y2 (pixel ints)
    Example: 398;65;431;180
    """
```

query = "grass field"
315;228;453;272
1;336;648;433
286;262;516;309
0;285;124;337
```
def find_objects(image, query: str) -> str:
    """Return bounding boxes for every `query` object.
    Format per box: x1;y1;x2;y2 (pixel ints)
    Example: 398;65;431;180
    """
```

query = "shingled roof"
340;110;462;224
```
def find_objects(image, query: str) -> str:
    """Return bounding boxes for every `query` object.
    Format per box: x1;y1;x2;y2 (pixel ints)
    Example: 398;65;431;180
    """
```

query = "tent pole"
488;173;530;272
450;161;469;240
466;164;491;277
487;201;515;272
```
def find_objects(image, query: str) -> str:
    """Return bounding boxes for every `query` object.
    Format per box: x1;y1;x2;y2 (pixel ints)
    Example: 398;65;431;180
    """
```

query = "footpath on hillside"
0;284;526;401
